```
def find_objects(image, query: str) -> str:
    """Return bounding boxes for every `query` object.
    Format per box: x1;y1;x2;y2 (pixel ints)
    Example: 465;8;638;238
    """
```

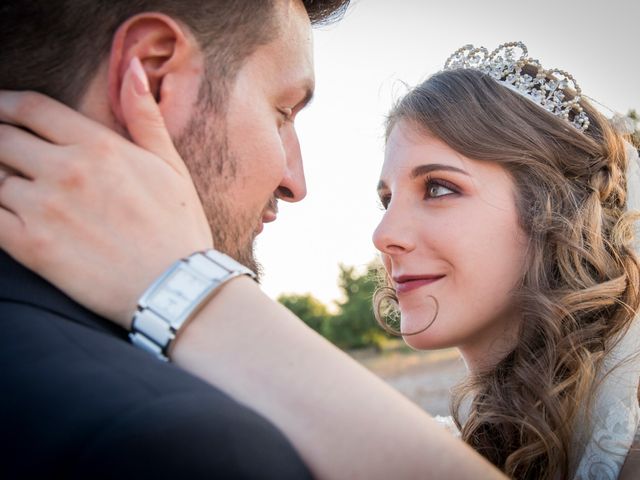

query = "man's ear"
107;13;203;132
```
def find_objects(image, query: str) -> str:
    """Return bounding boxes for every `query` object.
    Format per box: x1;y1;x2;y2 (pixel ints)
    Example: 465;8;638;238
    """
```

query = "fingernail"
129;57;149;95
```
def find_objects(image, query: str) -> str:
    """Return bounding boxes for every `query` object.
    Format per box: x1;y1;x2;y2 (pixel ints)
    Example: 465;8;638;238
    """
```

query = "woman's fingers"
120;57;190;176
0;175;35;215
0;207;24;255
0;85;212;327
0;72;191;180
0;91;103;146
0;164;12;184
0;175;33;258
0;123;61;178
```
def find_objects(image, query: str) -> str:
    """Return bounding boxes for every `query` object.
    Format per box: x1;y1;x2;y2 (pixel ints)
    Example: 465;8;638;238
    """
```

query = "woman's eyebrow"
377;163;470;192
410;164;470;179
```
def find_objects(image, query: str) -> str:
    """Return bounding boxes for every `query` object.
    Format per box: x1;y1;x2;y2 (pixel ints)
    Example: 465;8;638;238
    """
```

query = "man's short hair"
0;0;349;107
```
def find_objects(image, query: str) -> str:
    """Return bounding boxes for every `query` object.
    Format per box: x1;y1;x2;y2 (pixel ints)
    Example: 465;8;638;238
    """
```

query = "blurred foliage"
329;263;393;350
277;260;395;351
278;292;332;335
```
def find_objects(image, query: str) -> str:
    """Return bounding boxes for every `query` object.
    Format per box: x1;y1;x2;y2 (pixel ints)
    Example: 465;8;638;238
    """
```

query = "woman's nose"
372;201;417;256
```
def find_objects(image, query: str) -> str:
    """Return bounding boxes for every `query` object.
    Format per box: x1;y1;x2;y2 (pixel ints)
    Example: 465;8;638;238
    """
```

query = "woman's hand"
0;58;212;328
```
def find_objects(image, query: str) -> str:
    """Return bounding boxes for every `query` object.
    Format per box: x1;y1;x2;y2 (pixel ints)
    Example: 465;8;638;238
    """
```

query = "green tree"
277;260;395;351
326;261;393;350
277;292;331;335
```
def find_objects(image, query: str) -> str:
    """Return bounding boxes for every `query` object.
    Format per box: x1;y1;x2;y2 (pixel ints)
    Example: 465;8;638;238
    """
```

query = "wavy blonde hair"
374;68;640;479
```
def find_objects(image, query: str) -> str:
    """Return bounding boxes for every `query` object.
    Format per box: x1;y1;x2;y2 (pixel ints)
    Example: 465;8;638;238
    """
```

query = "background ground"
350;343;466;417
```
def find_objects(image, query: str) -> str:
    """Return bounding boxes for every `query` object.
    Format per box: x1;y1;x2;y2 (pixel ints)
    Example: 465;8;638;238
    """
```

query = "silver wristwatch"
129;250;256;361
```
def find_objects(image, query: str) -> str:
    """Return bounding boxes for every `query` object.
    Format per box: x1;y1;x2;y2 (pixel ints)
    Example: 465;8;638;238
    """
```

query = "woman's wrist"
168;274;258;359
128;250;256;361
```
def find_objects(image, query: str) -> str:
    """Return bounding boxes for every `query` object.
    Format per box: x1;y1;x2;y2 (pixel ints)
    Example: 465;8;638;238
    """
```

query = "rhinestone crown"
444;42;590;132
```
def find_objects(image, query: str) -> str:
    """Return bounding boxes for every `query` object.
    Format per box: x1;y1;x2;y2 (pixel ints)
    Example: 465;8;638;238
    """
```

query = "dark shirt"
0;251;310;479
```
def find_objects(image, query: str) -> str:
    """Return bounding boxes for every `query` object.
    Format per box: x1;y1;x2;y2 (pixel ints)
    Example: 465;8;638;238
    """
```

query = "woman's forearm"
172;277;504;479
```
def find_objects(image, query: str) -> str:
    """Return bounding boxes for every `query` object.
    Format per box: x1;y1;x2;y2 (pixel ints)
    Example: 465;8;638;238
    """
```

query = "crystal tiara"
443;41;590;132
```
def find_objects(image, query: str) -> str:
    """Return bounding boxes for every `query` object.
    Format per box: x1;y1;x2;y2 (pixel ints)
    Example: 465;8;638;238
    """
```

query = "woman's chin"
398;311;442;350
401;323;445;351
402;333;443;351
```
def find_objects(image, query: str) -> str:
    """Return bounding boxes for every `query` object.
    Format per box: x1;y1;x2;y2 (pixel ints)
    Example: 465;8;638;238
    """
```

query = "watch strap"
129;250;256;360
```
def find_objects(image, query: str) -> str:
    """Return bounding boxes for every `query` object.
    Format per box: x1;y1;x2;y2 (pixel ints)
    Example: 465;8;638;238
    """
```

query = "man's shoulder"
0;300;310;479
0;298;210;399
71;390;310;479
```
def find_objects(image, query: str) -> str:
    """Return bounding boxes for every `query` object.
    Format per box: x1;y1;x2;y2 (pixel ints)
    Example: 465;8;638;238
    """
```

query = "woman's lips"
394;275;444;294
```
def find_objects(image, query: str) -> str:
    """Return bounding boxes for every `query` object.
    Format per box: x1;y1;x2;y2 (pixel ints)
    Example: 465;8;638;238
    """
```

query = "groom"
0;0;348;477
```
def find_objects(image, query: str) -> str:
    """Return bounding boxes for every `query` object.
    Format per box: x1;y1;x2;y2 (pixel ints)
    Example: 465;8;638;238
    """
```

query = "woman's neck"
458;310;521;373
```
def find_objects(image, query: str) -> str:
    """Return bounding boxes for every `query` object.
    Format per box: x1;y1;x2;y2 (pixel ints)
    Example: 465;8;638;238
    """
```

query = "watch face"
147;265;211;321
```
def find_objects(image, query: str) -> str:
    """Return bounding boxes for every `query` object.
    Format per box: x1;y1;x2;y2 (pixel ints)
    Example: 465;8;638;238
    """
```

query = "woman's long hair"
375;68;640;479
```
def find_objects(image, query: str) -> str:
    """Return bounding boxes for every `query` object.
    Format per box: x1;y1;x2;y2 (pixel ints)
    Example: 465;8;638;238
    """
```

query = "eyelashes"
423;175;459;199
377;175;460;210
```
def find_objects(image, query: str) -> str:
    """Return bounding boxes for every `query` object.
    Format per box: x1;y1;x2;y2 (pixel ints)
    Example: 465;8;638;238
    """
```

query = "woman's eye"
425;180;457;199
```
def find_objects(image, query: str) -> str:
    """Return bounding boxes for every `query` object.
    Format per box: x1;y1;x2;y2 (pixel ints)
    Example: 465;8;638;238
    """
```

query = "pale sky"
256;0;640;305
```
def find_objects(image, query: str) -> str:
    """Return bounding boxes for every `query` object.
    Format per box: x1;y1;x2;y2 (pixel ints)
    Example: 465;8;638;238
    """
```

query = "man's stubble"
173;90;264;279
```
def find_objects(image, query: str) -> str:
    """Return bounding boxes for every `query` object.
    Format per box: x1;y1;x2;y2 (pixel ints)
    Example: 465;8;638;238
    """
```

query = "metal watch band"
129;250;256;361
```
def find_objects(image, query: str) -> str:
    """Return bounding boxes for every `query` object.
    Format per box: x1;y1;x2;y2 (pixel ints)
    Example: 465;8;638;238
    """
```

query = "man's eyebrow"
410;163;469;179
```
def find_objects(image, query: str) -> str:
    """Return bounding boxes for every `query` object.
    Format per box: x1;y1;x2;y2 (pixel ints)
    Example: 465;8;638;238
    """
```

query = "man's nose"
276;127;306;202
372;201;417;256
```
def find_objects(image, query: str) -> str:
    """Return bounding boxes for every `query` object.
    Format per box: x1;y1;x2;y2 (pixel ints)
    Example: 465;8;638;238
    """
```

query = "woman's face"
373;122;529;369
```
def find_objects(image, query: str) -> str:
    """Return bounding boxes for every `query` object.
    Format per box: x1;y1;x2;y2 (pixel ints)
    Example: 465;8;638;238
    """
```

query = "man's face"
175;1;314;275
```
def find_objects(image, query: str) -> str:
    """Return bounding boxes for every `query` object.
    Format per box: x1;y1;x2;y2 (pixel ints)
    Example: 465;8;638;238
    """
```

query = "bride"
0;42;638;479
372;43;640;478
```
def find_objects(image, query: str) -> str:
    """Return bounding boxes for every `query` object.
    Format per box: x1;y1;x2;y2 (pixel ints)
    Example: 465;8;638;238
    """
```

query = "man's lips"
262;211;277;223
256;211;277;235
393;275;445;294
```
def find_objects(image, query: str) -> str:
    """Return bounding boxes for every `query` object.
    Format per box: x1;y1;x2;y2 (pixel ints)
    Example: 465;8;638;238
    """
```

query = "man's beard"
173;100;264;279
